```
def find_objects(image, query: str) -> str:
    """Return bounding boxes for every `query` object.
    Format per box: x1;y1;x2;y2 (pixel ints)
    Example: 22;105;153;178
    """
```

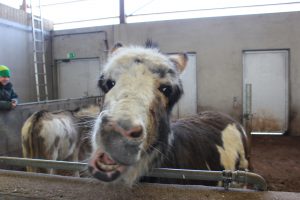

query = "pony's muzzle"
97;116;145;165
111;122;143;140
101;115;144;141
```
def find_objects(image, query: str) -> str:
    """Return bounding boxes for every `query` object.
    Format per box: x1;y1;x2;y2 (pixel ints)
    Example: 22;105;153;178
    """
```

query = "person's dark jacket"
0;82;18;110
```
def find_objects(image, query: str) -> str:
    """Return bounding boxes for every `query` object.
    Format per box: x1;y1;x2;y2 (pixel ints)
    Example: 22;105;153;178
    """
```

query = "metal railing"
0;156;267;191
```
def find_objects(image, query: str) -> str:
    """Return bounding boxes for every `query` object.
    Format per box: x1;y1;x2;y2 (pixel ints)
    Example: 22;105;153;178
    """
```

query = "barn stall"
1;1;300;199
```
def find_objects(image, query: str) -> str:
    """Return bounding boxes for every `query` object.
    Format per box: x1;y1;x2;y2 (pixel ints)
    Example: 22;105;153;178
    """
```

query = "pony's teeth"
96;160;119;171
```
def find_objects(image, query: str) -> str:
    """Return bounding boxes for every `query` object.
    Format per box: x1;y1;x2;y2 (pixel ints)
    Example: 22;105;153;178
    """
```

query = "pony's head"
89;42;188;185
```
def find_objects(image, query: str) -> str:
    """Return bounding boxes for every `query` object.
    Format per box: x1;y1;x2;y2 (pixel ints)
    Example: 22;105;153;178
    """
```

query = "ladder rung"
34;61;45;64
35;73;47;75
34;50;44;53
33;29;43;32
33;47;44;51
36;84;47;86
37;97;48;100
35;39;44;43
33;16;42;21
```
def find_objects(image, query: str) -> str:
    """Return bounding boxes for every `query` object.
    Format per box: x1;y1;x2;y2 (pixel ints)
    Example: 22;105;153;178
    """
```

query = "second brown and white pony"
21;105;99;175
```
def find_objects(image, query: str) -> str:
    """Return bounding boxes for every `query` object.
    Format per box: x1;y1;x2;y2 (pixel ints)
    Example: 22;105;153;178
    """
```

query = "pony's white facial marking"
105;65;156;121
104;47;182;87
91;110;108;151
89;44;187;184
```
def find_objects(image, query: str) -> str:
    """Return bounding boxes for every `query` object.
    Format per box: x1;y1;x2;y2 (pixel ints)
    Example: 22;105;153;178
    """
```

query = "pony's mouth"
89;149;126;182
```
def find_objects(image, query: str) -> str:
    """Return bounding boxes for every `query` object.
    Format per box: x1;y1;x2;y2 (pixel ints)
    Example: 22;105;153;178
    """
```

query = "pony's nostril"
128;126;143;138
110;120;143;139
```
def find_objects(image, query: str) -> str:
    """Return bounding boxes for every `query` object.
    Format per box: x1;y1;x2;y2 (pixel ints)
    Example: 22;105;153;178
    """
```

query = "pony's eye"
98;75;115;93
106;79;115;91
159;85;173;97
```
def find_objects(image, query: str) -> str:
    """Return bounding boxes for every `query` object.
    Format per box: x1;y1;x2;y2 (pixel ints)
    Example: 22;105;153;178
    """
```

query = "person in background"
0;65;18;110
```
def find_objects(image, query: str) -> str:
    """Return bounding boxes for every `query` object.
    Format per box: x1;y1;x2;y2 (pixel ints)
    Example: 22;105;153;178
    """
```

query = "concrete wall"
0;3;53;102
52;11;300;135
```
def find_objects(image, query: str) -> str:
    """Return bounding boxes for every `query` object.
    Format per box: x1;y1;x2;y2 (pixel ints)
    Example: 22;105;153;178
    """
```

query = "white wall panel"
57;59;101;99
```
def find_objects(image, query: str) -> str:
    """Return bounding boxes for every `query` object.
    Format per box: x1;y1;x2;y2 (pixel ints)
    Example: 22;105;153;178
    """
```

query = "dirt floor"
250;135;300;192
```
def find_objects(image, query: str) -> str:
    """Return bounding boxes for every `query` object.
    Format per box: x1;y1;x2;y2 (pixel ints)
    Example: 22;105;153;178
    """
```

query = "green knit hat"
0;65;11;77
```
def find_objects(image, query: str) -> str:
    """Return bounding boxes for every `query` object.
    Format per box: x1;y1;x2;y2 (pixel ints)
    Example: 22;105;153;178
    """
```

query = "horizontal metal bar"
54;16;119;25
127;1;300;17
148;168;267;191
0;157;87;171
18;96;102;106
232;170;268;191
0;157;226;182
0;156;267;190
149;168;224;181
40;0;89;7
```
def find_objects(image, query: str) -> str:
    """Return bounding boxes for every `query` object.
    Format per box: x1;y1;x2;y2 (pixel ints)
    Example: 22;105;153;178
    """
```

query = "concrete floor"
0;170;300;200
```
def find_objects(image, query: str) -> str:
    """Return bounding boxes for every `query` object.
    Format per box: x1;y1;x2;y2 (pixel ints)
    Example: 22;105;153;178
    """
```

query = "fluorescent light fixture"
251;132;284;135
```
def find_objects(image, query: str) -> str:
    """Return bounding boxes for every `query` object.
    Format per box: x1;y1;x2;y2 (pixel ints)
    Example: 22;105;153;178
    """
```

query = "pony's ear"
169;53;188;73
145;39;159;49
110;43;123;54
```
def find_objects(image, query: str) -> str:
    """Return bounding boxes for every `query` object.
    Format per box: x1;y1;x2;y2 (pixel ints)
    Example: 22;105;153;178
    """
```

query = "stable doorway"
243;50;289;134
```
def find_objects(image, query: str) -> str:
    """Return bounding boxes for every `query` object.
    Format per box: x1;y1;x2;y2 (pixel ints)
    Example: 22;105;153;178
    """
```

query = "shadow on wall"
0;97;102;170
